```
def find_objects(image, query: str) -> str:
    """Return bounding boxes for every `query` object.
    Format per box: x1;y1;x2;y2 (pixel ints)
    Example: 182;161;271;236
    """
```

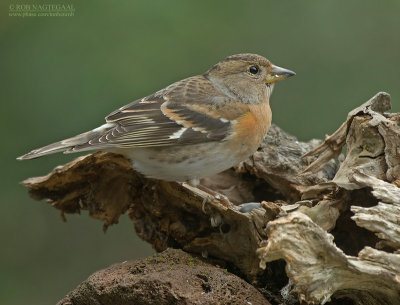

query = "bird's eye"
249;66;259;74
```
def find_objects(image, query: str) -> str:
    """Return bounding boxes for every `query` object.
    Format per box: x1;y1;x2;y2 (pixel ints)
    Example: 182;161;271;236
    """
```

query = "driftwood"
22;92;400;304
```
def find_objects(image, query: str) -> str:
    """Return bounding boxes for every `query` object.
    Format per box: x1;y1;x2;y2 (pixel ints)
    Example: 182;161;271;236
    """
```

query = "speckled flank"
122;142;242;181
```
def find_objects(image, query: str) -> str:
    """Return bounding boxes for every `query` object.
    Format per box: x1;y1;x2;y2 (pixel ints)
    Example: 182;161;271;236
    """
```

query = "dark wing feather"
71;76;234;151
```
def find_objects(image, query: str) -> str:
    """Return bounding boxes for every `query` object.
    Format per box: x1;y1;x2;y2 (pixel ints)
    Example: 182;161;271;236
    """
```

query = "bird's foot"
196;184;234;208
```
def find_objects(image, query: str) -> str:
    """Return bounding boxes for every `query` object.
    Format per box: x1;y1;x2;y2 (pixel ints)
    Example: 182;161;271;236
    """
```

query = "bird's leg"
197;184;233;208
187;179;234;208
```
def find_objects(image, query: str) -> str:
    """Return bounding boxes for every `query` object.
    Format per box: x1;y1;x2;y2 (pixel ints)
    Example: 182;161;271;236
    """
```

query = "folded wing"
18;75;239;159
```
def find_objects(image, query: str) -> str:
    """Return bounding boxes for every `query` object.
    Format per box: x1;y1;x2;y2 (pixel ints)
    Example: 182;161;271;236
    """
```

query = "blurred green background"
1;1;400;304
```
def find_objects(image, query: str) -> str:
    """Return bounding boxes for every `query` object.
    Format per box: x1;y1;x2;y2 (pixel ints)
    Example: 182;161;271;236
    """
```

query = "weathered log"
22;124;332;283
21;92;400;304
257;212;400;305
351;172;400;250
257;92;400;304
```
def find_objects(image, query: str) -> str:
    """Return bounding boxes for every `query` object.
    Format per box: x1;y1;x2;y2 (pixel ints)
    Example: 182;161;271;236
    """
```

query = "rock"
58;249;270;305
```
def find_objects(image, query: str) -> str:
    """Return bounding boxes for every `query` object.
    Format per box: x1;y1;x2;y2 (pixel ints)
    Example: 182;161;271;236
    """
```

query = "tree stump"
22;92;400;305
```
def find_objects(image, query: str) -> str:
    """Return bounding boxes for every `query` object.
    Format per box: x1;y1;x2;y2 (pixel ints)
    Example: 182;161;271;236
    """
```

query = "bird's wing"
71;75;248;151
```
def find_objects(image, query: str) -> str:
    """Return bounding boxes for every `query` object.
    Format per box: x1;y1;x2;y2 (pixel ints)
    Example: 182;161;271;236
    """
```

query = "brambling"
18;53;295;191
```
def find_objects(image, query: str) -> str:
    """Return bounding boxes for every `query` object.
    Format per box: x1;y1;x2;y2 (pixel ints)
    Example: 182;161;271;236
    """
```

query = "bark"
22;92;400;305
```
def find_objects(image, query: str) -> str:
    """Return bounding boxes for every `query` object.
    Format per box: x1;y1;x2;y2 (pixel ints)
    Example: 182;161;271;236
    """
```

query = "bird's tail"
17;123;114;160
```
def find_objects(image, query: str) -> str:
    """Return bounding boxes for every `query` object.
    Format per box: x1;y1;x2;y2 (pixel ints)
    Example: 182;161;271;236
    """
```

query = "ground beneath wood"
58;249;270;305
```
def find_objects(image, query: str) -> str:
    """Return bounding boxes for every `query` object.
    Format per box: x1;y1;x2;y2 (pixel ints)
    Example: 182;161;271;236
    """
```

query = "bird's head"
206;53;295;104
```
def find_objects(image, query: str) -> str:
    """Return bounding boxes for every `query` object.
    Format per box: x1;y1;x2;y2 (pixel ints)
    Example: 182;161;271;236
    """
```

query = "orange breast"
230;103;272;158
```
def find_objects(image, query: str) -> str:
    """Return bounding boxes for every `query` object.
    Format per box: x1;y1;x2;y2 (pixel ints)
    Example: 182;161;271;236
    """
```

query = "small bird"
18;53;295;190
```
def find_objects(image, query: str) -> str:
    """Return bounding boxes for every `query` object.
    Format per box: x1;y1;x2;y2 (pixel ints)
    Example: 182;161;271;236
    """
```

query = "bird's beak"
265;65;296;84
